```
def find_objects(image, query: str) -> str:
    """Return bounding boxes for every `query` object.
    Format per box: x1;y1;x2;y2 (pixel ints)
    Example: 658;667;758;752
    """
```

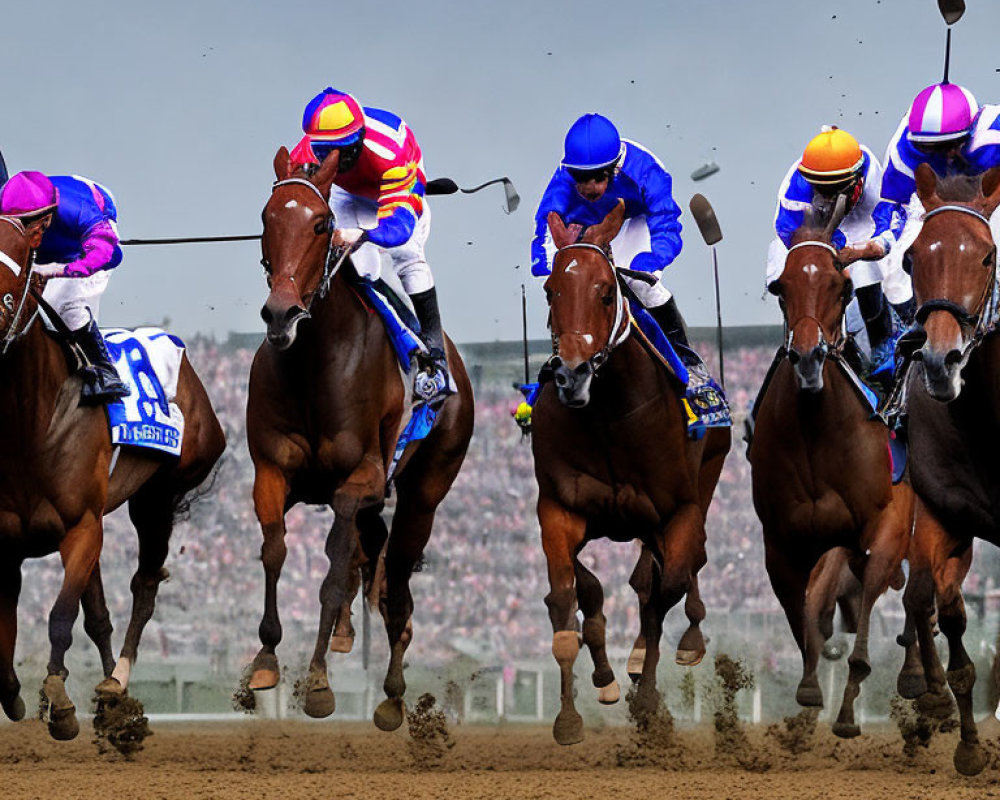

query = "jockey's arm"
39;220;121;279
366;164;425;249
531;170;575;277
640;164;682;270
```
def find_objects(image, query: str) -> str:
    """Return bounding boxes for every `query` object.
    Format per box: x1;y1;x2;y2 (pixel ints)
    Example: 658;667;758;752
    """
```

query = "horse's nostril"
260;305;272;324
911;349;924;362
284;305;305;324
787;349;800;365
945;349;963;366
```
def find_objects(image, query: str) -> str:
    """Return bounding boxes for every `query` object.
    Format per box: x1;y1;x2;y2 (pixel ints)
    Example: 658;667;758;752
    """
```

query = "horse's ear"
582;199;626;247
312;149;340;195
982;166;1000;217
274;146;293;180
915;163;941;210
547;212;576;249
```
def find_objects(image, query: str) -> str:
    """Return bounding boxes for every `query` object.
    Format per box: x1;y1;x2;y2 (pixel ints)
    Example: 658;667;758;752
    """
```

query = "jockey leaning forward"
0;171;128;402
880;81;1000;301
531;113;691;354
288;87;451;406
767;126;911;375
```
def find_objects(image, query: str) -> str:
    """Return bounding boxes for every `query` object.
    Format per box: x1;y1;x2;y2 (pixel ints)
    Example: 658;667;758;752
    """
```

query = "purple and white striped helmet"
907;82;979;143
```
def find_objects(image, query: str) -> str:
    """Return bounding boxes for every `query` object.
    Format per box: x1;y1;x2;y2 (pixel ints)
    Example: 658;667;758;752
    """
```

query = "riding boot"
892;297;917;328
856;284;895;376
409;287;453;405
73;319;129;404
648;296;691;350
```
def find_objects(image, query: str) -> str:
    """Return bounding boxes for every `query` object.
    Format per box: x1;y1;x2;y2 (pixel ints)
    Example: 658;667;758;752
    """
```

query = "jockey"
288;87;449;405
767;126;907;371
0;171;128;402
881;82;1000;292
531;113;689;352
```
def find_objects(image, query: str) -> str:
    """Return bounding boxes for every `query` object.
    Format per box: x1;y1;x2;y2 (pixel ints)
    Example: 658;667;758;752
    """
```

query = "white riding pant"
329;187;434;295
542;214;674;306
41;269;111;330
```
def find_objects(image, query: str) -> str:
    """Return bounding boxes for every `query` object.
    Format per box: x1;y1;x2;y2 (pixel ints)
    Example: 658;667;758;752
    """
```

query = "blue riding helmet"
562;114;623;171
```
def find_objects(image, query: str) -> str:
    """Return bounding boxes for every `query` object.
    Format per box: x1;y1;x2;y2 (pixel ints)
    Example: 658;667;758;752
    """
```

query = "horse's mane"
935;173;983;203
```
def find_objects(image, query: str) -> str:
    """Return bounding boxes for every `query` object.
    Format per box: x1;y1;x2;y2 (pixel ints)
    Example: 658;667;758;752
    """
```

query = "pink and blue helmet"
907;82;979;143
562;113;623;171
0;171;58;217
302;88;365;146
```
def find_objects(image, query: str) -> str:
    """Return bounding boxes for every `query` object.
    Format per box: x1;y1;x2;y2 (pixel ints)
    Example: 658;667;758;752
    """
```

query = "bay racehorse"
0;215;225;740
246;148;473;731
898;163;1000;775
533;201;730;744
751;200;912;737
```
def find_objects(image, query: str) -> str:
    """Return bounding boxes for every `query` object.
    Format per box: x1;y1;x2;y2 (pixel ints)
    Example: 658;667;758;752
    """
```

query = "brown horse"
0;216;224;740
532;201;730;744
898;164;1000;775
246;148;473;730
751;204;912;737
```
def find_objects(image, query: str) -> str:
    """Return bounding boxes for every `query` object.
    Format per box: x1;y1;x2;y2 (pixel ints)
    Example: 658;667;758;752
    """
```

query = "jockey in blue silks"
0;171;128;401
531;113;689;349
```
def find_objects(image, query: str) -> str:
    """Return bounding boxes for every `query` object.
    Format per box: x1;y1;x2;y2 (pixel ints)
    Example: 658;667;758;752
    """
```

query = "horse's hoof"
248;653;280;691
675;648;704;667
2;694;25;722
95;677;125;699
915;690;955;720
48;707;79;741
553;709;584;746
627;648;645;684
831;722;861;739
897;671;928;700
373;697;404;731
329;635;354;654
795;683;824;708
303;687;336;719
597;680;620;705
954;740;988;776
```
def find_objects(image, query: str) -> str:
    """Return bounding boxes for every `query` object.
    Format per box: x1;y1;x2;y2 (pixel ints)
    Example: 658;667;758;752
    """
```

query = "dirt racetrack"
5;717;1000;800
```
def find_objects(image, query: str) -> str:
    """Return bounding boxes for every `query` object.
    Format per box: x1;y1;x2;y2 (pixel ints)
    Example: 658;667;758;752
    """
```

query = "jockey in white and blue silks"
766;126;910;371
0;171;128;401
531;113;690;349
880;82;1000;297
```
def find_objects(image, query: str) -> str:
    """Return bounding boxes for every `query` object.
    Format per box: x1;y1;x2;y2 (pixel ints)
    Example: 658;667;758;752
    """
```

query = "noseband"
913;205;998;349
547;243;631;376
266;179;348;306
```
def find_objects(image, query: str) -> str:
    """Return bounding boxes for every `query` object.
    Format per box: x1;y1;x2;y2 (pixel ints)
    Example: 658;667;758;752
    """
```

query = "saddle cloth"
102;327;185;457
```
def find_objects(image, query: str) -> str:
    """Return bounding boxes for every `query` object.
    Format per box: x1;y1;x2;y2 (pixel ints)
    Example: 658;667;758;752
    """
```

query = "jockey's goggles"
311;132;365;167
566;166;614;184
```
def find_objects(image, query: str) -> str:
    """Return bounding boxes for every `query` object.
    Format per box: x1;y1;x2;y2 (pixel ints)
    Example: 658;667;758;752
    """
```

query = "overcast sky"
5;0;999;341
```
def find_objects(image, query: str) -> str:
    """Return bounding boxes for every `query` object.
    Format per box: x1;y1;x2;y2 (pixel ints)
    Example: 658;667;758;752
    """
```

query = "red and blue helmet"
907;82;979;143
562;113;623;171
302;88;365;145
0;171;58;217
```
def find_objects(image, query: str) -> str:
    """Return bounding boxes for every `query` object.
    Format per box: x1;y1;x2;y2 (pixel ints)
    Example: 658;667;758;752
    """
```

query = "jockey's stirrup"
73;320;129;404
410;287;454;406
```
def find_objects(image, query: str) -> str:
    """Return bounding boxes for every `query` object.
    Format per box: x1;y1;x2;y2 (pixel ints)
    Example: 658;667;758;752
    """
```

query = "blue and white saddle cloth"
102;327;185;457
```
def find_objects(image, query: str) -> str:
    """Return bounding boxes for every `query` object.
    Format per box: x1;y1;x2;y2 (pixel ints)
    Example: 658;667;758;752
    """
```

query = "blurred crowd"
14;338;996;674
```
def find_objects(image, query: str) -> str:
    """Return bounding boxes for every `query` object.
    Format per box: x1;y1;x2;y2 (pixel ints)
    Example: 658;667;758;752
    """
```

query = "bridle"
546;242;631;377
0;215;38;354
264;178;352;308
912;204;998;353
779;241;849;360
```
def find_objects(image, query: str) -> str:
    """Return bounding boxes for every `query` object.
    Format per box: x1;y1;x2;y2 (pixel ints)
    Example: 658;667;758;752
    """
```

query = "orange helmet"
798;126;864;185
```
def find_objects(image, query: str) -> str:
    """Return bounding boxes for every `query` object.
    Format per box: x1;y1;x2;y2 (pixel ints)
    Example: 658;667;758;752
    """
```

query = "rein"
547;243;631;376
269;178;349;305
914;204;998;357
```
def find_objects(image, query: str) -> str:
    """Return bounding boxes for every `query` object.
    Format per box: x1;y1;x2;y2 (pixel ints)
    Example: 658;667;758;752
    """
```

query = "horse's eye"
260;258;272;274
984;248;996;270
544;287;553;303
601;293;614;306
314;217;328;236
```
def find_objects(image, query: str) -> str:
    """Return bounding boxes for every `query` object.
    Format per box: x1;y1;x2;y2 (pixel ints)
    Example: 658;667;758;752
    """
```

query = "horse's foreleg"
0;559;24;721
80;562;115;679
765;538;820;707
540;495;586;745
803;549;847;701
627;546;654;683
833;510;909;739
100;484;174;696
574;556;618;704
250;463;290;691
43;513;103;741
677;573;707;667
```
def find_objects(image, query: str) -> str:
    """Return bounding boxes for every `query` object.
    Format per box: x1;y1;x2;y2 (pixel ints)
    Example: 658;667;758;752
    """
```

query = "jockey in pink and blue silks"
880;82;1000;293
0;171;128;401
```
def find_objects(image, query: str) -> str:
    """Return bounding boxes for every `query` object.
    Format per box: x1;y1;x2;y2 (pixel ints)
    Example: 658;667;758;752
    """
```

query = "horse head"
260;146;341;350
770;195;851;393
544;201;627;407
908;163;1000;402
0;216;37;348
